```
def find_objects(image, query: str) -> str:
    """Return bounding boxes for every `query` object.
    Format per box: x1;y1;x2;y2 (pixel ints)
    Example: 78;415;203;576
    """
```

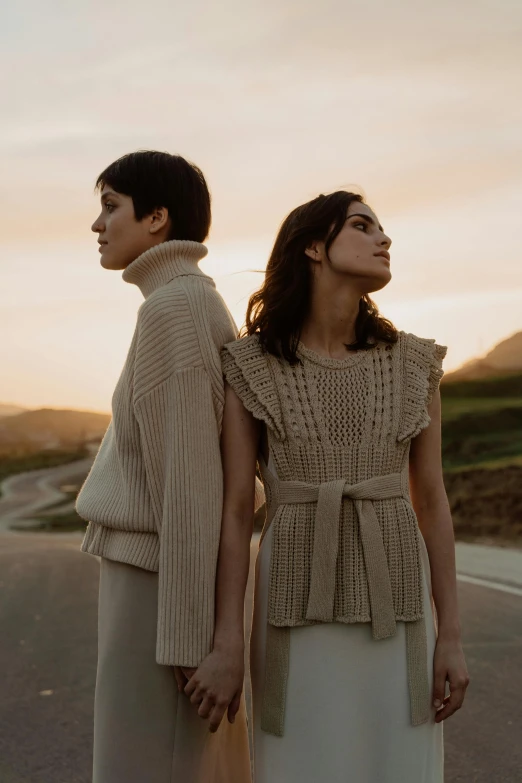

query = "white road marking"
457;573;522;597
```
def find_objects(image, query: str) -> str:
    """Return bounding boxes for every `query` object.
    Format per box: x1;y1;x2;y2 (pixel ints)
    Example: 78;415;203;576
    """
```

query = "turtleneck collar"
122;240;209;299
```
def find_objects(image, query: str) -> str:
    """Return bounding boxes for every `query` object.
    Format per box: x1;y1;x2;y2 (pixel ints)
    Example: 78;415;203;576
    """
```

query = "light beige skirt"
94;557;252;783
250;522;444;783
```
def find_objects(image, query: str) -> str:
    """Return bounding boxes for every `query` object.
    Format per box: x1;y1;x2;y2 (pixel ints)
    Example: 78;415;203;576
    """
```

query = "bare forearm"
213;511;253;652
407;393;470;721
416;495;461;639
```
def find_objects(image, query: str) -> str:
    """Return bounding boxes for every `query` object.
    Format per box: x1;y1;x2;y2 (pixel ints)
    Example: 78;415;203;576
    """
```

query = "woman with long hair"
186;190;469;782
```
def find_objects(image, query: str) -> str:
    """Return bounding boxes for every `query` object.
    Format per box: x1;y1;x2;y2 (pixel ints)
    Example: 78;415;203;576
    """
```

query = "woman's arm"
184;382;261;732
409;389;470;722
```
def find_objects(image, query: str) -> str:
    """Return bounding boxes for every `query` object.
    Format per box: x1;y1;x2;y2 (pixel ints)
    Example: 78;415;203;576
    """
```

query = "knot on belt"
258;462;430;737
274;472;404;639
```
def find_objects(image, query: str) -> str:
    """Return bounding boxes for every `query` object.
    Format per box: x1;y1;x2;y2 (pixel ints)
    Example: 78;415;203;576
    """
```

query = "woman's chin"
365;269;392;294
100;253;125;271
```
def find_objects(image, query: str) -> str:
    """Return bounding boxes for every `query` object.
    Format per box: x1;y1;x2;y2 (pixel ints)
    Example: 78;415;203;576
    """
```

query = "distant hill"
0;403;28;418
0;408;111;452
444;331;522;382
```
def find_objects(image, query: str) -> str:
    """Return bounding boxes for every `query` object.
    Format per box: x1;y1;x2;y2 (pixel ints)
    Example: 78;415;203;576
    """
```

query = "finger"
434;695;450;720
181;666;197;680
432;666;447;710
208;702;227;734
435;684;466;723
190;686;205;706
228;692;241;724
174;667;186;694
198;696;214;719
435;702;455;722
184;676;199;697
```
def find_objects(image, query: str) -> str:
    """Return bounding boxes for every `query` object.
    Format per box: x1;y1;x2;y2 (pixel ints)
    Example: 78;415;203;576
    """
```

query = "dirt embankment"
444;465;522;547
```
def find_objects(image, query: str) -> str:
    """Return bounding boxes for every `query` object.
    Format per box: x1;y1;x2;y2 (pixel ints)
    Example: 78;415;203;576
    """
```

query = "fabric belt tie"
259;463;430;736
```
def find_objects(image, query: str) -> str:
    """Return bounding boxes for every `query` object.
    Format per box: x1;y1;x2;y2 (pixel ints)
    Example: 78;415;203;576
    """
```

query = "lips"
375;251;390;262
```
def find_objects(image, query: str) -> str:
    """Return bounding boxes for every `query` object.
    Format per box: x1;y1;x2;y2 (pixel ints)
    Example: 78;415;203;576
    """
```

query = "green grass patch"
442;372;522;399
441;404;522;471
444;454;522;474
441;396;522;422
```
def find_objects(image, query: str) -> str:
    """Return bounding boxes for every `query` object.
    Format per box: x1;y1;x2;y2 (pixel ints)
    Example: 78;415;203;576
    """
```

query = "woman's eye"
354;222;366;231
105;203;114;213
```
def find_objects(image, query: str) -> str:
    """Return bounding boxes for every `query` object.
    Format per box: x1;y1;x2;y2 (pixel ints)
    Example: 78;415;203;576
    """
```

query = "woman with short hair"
76;150;253;783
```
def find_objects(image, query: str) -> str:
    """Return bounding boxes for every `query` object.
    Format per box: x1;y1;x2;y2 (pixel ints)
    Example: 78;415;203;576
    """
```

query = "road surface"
0;464;521;782
1;533;521;783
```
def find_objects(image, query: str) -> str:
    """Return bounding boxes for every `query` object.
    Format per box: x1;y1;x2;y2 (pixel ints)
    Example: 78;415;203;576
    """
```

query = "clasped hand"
175;646;245;733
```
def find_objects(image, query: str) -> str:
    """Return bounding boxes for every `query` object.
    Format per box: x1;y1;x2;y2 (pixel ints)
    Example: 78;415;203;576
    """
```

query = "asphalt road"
1;532;521;783
0;534;98;783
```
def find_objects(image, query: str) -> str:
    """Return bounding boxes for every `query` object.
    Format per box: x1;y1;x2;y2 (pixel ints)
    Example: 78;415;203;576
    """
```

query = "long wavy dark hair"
245;191;398;364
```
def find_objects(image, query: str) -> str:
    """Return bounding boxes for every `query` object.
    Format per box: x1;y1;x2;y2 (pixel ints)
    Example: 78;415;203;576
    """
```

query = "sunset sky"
1;0;521;411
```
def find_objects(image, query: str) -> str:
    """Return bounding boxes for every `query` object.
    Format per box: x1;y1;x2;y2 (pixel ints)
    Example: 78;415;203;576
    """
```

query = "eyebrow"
101;190;117;202
349;213;384;232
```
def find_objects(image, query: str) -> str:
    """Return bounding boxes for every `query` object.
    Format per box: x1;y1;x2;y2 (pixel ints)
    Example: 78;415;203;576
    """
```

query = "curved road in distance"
0;458;93;533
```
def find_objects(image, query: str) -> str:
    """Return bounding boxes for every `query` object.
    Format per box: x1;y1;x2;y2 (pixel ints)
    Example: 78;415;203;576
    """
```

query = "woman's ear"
304;241;322;262
148;206;170;235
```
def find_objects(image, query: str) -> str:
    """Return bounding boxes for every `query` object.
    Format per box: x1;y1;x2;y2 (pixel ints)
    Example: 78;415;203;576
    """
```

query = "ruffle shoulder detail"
221;335;286;440
397;332;447;442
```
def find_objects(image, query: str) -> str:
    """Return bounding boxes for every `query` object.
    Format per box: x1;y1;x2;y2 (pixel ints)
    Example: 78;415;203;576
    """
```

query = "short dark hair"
245;191;398;363
96;150;211;242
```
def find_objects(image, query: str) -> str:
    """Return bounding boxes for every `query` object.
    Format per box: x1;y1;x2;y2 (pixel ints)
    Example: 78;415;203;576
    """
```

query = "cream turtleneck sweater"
76;239;238;668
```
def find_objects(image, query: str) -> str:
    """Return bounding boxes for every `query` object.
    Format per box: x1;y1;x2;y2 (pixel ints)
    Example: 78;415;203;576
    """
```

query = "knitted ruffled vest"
222;331;446;737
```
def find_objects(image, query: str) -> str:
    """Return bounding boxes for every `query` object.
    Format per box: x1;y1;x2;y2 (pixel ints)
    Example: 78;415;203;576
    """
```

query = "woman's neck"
300;276;362;358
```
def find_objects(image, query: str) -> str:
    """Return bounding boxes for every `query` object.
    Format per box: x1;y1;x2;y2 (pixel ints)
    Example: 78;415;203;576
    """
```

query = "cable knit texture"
222;332;446;628
76;240;238;668
222;331;446;734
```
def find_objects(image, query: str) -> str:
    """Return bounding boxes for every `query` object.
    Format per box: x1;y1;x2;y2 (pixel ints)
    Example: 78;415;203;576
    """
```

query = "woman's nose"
91;215;103;233
381;233;392;249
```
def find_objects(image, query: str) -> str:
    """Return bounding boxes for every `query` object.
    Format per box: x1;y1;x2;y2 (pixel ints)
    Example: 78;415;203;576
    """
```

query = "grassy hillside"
441;371;522;400
441;372;522;545
441;372;522;471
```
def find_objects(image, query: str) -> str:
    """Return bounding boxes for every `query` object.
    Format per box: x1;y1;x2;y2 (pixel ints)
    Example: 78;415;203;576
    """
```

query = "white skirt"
250;515;444;782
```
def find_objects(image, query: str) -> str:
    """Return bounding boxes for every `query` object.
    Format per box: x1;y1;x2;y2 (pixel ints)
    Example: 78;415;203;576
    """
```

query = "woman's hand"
174;666;197;694
184;644;245;733
432;636;470;723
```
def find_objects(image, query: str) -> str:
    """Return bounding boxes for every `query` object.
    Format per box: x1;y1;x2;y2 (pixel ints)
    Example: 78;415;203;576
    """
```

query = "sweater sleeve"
131;282;227;667
397;333;447;442
135;366;222;667
221;335;286;440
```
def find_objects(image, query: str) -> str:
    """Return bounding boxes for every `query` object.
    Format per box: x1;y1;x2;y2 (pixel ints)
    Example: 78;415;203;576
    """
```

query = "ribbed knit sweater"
221;332;447;735
76;240;238;668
